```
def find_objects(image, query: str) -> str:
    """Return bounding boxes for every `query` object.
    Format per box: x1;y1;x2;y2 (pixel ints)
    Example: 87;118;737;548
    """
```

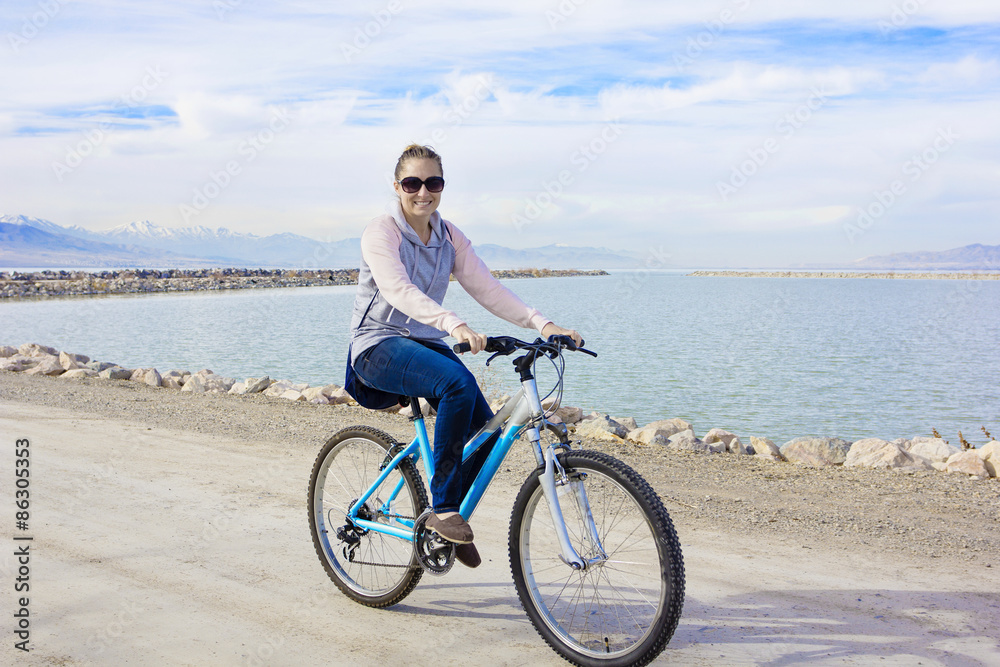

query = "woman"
348;144;581;567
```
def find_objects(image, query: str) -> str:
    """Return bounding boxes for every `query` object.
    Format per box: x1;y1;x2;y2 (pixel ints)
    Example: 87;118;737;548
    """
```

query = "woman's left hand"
542;322;583;347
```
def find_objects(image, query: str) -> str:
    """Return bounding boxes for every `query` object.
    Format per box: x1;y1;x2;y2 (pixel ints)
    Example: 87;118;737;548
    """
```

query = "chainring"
412;509;455;576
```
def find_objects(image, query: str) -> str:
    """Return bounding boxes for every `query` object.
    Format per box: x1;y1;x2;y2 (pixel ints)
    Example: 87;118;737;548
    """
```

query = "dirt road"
1;395;998;666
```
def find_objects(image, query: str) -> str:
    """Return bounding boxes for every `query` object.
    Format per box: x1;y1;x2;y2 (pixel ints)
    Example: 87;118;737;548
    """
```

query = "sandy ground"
1;380;999;666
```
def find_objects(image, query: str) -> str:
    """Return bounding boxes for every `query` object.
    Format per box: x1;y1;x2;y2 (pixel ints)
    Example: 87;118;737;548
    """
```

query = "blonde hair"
394;144;443;181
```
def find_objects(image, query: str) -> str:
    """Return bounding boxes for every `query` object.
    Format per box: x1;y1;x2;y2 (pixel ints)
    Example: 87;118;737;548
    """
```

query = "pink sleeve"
447;221;552;332
361;218;467;335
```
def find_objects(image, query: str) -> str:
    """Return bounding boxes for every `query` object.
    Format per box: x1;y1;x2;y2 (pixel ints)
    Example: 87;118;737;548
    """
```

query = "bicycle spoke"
512;452;683;664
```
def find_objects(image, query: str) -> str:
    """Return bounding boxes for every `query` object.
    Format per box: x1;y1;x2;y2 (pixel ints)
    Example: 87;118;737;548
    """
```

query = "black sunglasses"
398;176;445;193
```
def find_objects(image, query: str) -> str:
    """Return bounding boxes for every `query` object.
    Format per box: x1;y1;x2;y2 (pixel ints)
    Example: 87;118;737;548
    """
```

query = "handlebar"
453;335;597;358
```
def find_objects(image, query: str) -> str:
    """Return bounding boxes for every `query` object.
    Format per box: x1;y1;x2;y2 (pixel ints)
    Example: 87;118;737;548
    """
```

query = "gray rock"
704;428;751;454
302;387;329;403
750;436;783;461
144;368;162;387
162;376;184;390
642;418;692;439
86;360;117;372
704;427;738;447
628;424;680;445
667;429;716;453
904;437;961;464
574;414;629;440
780;436;852;467
19;343;58;357
0;345;17;358
204;375;235;393
243;376;272;394
844;438;932;471
99;367;133;380
279;389;306;401
554;406;583;424
181;374;206;393
61;368;99;379
727;436;751;455
976;441;1000;478
945;451;990;478
614;416;638;431
326;387;356;405
0;356;33;372
264;380;295;397
59;351;82;370
25;355;65;376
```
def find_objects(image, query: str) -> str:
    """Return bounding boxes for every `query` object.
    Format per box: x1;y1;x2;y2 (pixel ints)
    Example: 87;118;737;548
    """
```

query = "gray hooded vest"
349;210;455;366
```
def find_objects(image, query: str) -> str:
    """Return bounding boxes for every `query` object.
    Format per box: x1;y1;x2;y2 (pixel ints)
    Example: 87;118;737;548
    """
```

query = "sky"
1;1;998;267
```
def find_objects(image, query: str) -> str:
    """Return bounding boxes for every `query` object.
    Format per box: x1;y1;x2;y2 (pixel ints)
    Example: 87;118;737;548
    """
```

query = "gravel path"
2;370;999;665
3;370;997;566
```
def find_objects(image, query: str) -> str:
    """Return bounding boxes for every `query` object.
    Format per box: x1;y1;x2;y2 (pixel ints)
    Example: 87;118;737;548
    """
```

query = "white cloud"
0;1;998;266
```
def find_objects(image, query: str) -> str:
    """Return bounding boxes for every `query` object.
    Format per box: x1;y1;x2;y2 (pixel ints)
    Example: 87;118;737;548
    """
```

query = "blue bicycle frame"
337;336;603;571
344;386;533;541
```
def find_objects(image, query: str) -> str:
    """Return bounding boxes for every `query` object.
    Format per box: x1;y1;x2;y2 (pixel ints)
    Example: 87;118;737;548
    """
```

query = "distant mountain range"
0;215;641;270
3;214;995;271
853;243;1000;270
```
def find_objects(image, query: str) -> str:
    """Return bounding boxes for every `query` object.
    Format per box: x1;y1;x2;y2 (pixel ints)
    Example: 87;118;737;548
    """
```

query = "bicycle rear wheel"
309;426;427;607
509;450;685;667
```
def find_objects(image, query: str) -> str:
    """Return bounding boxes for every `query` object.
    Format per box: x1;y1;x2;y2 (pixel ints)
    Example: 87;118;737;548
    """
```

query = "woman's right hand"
451;324;488;354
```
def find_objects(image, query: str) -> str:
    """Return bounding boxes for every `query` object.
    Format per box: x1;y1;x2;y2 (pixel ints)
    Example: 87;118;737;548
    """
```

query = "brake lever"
485;351;504;366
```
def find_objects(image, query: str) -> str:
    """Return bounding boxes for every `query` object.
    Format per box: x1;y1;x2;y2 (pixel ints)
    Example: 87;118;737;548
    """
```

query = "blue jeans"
356;336;494;513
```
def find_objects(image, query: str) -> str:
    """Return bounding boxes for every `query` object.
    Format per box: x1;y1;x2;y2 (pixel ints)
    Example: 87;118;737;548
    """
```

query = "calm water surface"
2;272;998;444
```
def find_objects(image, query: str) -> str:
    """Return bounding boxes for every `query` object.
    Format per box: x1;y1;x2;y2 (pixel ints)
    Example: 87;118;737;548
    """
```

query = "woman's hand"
542;322;583;347
451;323;488;354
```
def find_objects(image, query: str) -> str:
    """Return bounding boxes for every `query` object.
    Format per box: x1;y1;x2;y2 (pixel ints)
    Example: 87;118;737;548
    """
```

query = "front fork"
527;424;608;571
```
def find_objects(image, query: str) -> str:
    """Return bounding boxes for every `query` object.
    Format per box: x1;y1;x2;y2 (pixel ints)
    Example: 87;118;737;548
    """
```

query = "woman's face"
394;158;443;223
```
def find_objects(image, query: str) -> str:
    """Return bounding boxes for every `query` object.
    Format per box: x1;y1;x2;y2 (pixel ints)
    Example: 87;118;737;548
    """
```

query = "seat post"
408;396;423;420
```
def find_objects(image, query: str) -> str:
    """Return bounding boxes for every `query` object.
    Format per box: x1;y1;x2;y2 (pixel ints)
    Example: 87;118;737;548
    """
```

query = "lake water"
2;272;998;445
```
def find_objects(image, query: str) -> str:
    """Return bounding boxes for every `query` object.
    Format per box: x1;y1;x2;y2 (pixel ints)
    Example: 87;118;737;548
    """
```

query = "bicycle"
308;335;685;666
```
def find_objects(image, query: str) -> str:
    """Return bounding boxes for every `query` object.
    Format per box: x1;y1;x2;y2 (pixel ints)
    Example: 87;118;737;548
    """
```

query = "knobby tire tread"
508;449;685;667
308;425;428;608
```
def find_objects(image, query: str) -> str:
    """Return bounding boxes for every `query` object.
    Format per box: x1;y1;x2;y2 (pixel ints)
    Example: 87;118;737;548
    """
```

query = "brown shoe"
454;542;481;568
426;513;474;544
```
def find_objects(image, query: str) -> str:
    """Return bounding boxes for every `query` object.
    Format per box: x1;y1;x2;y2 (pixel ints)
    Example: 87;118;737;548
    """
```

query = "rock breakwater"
0;267;608;299
689;270;1000;280
3;341;997;482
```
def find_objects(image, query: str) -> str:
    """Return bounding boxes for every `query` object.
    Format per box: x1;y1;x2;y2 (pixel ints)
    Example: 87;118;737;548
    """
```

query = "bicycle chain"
340;513;420;570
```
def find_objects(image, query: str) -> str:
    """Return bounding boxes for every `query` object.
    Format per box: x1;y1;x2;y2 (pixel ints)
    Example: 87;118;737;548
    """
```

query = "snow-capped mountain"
1;214;640;269
0;217;213;268
2;215;363;268
0;214;93;239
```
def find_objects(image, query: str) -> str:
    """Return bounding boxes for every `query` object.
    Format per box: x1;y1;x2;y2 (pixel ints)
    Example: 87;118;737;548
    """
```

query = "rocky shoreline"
3;341;997;482
0;267;608;299
689;270;1000;279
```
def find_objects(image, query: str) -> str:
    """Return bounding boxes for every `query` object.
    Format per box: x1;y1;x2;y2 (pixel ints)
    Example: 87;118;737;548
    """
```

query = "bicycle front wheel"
309;426;427;607
509;450;685;667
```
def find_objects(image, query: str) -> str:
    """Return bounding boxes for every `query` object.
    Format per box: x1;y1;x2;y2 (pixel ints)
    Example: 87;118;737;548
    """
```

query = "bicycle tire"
309;425;428;607
509;450;685;667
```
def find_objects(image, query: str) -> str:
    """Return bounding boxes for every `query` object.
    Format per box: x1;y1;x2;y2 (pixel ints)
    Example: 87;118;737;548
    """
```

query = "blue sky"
1;0;998;267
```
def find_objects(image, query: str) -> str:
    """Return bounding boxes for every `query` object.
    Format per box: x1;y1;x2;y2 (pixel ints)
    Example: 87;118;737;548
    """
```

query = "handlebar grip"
453;342;472;354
